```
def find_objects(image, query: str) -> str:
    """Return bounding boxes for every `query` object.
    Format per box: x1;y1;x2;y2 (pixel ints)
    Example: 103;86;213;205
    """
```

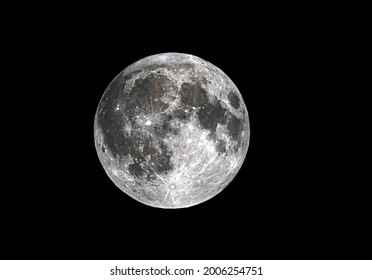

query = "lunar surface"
94;53;250;208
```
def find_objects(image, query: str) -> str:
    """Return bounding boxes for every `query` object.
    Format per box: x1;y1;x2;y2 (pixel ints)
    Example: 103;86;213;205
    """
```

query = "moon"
94;53;250;208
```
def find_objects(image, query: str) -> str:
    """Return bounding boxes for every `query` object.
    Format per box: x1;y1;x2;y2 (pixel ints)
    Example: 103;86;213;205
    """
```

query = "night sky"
1;6;367;260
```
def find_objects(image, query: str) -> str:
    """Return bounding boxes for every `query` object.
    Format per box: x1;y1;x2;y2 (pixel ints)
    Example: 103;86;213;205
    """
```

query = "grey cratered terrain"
94;53;250;208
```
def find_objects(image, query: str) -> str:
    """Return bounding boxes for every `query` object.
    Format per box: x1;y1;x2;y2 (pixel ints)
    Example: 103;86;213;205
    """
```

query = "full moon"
94;53;250;208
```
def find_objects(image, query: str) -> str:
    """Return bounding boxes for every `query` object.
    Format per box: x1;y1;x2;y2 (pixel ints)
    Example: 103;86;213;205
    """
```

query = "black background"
1;5;368;260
